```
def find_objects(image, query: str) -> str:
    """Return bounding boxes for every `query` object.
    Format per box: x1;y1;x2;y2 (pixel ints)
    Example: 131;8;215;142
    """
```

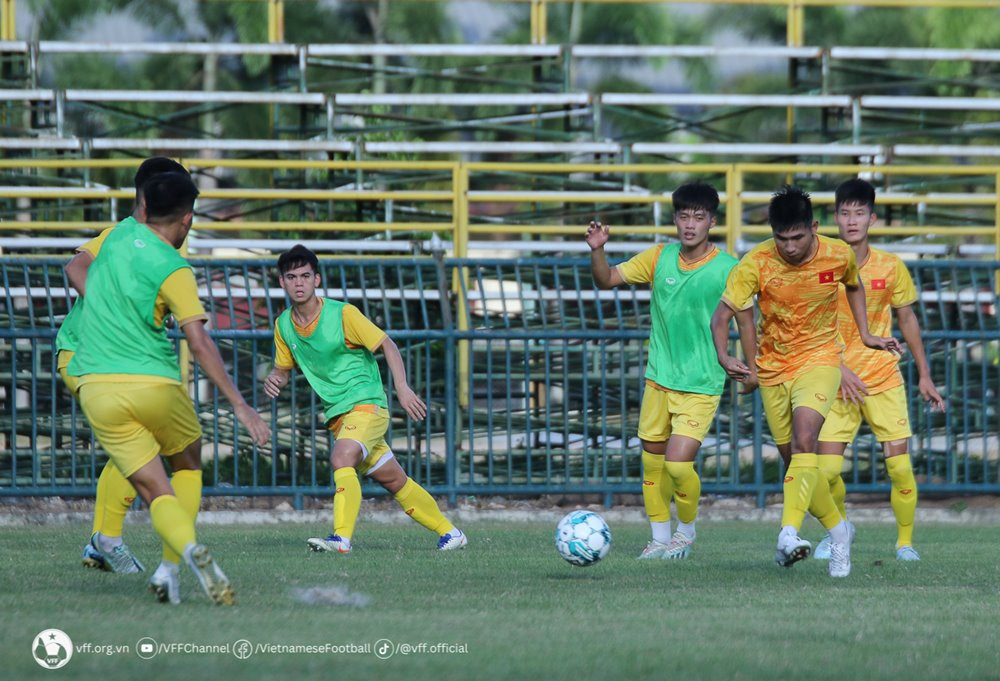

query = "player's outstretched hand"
397;385;427;422
236;404;271;446
919;376;947;412
263;369;289;398
718;354;752;382
840;365;868;405
586;221;609;251
861;333;903;355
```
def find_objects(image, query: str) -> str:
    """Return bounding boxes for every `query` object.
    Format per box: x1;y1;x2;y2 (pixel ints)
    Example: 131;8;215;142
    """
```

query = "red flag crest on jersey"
871;279;887;290
818;270;835;283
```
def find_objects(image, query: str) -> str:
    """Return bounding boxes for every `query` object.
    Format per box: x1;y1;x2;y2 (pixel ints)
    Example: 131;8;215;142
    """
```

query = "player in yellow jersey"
70;172;271;605
57;157;189;573
263;245;466;553
811;179;946;563
587;183;754;560
710;186;901;578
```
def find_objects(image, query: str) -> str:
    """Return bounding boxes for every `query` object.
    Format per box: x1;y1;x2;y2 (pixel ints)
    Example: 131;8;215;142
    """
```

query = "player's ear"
810;220;819;234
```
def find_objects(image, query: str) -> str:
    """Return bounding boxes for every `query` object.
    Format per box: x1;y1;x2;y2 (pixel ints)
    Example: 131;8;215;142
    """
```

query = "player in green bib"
56;157;189;575
264;245;466;553
70;172;271;605
587;182;754;560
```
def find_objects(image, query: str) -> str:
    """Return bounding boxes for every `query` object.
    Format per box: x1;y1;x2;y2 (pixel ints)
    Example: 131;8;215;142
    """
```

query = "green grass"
1;521;998;681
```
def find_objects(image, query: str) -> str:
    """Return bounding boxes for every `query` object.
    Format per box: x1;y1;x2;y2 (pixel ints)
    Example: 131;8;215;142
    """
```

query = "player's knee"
169;438;202;471
330;448;362;470
791;434;819;455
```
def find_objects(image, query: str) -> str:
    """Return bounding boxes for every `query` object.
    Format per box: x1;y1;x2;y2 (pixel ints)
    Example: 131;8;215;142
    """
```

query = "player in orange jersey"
811;178;945;563
710;186;901;578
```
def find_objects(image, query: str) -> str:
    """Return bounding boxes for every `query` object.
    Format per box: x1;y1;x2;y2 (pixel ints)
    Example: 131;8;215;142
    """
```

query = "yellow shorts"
57;351;79;394
637;382;722;443
328;404;394;476
760;366;841;446
77;382;202;477
818;384;912;443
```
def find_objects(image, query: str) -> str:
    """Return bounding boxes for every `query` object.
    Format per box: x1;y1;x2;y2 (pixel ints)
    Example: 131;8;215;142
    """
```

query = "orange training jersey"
722;234;859;386
837;247;917;394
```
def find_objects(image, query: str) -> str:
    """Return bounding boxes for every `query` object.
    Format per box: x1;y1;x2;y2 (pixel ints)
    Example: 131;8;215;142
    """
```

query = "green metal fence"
2;257;998;507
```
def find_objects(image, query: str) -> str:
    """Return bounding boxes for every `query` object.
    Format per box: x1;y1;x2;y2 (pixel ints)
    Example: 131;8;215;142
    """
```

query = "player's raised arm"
843;281;902;355
586;221;626;289
182;320;271;446
376;335;427;422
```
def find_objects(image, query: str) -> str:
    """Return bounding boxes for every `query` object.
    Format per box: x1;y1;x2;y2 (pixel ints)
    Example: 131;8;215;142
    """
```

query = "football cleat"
895;545;920;561
637;540;669;560
307;534;352;553
437;529;468;551
148;562;181;605
81;542;110;572
661;532;694;560
775;532;811;568
89;533;145;574
814;521;853;561
829;539;852;578
183;544;234;606
813;533;832;560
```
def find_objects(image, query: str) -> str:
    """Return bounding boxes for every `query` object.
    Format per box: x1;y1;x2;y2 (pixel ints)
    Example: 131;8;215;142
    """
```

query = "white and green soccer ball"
555;510;611;566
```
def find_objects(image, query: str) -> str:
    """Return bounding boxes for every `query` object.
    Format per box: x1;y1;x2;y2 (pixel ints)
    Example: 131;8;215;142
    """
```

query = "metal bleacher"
1;0;998;503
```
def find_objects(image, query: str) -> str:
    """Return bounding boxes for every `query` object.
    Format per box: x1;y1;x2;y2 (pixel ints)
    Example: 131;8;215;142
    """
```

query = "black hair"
835;178;876;212
278;244;320;275
672;182;720;216
768;185;814;233
141;172;199;223
133;157;188;199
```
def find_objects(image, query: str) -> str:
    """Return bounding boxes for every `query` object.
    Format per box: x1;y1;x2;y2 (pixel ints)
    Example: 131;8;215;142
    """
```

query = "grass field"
1;520;998;681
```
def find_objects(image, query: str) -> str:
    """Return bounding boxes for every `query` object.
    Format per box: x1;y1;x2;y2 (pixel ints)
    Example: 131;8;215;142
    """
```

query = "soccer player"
69;172;271;605
587;182;753;560
710;185;901;578
262;244;467;553
56;157;189;574
812;178;945;562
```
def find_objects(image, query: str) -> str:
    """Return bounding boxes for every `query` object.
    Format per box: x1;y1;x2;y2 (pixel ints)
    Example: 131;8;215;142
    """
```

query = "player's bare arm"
733;306;759;393
375;335;427;422
895;304;946;411
586;221;626;289
843;282;903;354
182;320;271;445
263;366;291;399
710;301;752;382
64;250;95;296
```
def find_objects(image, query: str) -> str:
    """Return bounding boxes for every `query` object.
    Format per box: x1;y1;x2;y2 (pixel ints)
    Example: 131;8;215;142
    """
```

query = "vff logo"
32;629;73;669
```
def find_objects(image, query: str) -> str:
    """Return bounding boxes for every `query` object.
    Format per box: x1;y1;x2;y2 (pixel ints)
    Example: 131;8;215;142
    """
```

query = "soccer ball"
555;510;611;567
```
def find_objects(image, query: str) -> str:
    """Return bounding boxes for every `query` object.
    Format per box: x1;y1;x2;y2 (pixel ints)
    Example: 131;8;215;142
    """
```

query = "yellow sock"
393;478;454;535
149;495;196;559
91;462;137;537
665;461;701;524
333;468;362;540
162;469;202;564
818;454;847;519
886;455;918;548
781;453;821;530
641;451;671;523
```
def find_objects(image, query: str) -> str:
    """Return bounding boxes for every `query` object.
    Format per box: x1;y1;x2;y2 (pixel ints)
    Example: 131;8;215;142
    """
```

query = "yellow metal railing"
2;159;999;256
